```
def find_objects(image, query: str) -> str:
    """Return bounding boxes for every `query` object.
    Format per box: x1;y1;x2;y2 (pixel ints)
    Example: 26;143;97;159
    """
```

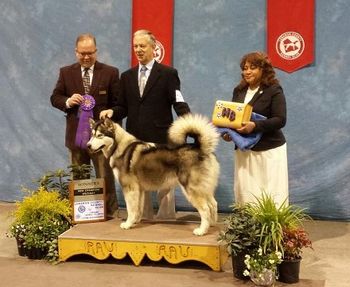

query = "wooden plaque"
69;178;106;224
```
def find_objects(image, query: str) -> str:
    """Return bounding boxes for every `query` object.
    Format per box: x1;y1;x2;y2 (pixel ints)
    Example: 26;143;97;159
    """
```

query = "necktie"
83;68;91;94
139;65;147;96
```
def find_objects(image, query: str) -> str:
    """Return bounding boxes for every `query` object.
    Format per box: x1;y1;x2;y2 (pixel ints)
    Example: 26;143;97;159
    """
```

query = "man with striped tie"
51;33;119;218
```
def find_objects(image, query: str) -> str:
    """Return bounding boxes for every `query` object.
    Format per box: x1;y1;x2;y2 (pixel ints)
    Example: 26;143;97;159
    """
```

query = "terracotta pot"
278;258;301;283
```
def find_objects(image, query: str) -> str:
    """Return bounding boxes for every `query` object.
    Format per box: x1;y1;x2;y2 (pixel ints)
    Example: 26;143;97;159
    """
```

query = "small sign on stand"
69;178;106;223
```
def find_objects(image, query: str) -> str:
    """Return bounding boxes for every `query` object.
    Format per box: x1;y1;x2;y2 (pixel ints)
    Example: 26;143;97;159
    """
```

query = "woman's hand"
236;121;256;134
222;133;232;142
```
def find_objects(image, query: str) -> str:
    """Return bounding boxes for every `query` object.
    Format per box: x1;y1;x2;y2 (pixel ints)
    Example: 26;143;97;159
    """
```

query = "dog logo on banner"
276;31;305;60
154;40;165;63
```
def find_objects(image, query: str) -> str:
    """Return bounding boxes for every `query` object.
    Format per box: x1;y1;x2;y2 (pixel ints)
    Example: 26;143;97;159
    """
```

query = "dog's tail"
168;113;220;155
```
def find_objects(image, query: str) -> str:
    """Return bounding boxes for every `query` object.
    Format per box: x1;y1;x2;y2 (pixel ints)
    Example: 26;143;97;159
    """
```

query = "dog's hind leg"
192;202;211;236
120;187;142;230
180;186;212;236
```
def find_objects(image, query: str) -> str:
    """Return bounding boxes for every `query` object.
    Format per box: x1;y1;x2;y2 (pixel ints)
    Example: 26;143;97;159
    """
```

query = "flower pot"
231;252;249;280
250;268;276;286
15;238;26;257
278;258;301;283
26;247;47;260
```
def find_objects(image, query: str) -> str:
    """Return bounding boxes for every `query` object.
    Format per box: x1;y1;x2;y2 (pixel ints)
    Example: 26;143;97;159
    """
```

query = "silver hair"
133;29;156;45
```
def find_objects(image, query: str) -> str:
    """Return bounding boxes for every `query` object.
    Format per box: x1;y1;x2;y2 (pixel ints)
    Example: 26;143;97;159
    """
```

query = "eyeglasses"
76;50;97;57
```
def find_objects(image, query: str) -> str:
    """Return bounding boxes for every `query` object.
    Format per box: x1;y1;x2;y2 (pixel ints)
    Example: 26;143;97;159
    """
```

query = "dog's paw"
120;222;133;230
192;227;207;236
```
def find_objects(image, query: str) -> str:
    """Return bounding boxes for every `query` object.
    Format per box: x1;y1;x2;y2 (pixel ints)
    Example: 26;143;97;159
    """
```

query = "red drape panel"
267;0;315;73
131;0;174;66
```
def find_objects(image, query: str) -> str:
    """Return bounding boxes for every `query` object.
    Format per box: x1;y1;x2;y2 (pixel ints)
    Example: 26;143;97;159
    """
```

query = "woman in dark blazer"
225;51;289;206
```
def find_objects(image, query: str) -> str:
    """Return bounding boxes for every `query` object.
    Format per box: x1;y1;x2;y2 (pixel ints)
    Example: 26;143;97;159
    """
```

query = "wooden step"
58;213;228;271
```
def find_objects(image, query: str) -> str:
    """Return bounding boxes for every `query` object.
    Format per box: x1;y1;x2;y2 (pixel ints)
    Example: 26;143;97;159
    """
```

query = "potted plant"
243;247;282;286
7;165;93;262
278;227;313;283
37;164;92;199
241;192;310;285
219;192;312;284
218;203;261;279
245;192;309;255
8;186;72;262
7;223;27;256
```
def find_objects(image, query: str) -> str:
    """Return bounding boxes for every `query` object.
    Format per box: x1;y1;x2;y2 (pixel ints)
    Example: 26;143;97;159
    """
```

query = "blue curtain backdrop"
0;0;349;220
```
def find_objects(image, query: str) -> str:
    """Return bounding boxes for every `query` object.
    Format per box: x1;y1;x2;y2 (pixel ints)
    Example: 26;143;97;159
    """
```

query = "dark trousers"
70;148;118;215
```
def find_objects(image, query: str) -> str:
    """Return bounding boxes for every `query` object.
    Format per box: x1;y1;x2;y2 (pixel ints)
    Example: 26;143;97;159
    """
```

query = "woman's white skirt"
234;143;289;206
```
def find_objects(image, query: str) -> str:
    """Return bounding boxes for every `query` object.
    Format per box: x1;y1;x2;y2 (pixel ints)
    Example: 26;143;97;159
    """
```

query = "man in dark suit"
100;29;191;219
51;33;119;217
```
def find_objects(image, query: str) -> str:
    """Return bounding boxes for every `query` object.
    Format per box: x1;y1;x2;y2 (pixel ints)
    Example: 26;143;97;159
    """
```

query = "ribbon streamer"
75;95;95;149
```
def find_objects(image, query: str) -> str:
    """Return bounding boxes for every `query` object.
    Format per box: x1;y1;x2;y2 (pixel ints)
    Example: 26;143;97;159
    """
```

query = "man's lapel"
130;66;140;96
72;63;85;94
90;61;101;95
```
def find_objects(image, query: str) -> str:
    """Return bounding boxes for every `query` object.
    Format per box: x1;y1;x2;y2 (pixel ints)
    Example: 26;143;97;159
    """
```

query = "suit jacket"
232;83;286;151
51;61;119;149
112;61;190;143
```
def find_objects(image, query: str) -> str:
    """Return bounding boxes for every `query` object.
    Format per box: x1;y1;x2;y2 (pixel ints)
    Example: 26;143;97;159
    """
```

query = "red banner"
131;0;174;67
267;0;315;73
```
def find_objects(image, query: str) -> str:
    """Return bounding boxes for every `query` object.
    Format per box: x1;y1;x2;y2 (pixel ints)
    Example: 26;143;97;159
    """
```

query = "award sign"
69;178;106;223
212;100;253;129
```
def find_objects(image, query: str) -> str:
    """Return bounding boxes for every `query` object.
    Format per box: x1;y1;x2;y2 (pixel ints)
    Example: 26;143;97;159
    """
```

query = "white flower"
243;270;250;276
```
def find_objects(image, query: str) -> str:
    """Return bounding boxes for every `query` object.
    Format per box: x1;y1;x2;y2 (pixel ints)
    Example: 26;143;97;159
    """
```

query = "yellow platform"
58;214;228;271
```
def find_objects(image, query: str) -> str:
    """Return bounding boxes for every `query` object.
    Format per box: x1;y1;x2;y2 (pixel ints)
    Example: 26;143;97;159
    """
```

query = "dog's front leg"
120;187;141;230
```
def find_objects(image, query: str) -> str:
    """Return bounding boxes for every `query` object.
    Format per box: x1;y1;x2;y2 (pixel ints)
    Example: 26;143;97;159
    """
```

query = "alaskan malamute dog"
87;114;220;236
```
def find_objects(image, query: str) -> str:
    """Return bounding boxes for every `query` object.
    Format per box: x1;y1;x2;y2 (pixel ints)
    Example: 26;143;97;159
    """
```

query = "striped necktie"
83;68;91;94
139;65;147;96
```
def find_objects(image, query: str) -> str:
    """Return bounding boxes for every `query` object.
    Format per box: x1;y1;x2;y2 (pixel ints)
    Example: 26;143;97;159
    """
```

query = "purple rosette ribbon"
75;94;95;149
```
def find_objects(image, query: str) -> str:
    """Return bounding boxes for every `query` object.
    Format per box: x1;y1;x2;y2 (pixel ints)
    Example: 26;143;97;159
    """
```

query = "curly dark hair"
236;51;279;90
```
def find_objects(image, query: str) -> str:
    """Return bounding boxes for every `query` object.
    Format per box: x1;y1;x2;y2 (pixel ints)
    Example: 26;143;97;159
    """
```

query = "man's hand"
100;109;114;119
67;93;84;107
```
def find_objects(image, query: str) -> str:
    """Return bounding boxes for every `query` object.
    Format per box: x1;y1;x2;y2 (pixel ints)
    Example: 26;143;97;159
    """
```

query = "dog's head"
87;118;115;154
